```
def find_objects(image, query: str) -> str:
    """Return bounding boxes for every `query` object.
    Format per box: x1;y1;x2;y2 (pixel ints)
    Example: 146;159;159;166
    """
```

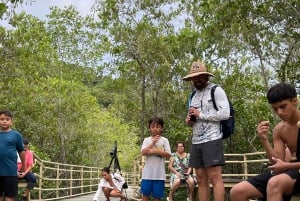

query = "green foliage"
0;0;28;19
0;10;140;169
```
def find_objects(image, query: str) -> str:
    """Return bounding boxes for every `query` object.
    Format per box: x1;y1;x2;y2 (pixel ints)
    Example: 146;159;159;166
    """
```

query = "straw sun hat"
182;61;214;81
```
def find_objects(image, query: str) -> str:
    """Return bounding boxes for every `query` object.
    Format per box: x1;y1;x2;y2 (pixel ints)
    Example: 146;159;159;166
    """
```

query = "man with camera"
183;61;230;201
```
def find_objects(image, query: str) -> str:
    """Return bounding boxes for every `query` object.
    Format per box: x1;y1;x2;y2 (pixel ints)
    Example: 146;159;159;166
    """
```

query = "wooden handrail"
29;151;268;201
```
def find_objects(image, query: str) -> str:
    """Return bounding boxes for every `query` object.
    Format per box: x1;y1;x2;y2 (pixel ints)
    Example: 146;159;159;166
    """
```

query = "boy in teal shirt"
0;110;25;201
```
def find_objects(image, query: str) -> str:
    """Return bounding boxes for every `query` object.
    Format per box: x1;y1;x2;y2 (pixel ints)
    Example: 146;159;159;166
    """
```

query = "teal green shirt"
0;130;24;176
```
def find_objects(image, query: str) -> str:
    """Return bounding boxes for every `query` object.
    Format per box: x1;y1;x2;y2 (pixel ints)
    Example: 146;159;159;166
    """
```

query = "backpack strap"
211;85;218;111
187;90;197;109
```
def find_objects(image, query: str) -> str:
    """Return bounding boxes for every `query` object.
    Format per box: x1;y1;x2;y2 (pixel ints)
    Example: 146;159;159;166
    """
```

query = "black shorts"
189;139;225;168
0;176;18;198
247;170;299;201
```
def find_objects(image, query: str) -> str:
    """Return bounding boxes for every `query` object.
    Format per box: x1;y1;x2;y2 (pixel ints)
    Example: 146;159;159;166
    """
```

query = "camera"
110;142;117;157
190;115;197;122
110;149;116;157
189;107;197;122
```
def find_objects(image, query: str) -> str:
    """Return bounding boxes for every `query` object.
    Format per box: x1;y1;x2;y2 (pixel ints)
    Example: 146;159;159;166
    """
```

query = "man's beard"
194;80;208;90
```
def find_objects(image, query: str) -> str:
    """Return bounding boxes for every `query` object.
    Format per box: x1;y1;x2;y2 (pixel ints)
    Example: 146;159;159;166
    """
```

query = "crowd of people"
1;60;300;201
137;61;300;201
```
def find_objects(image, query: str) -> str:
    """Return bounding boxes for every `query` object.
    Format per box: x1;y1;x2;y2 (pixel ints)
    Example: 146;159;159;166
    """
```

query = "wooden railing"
29;151;269;201
133;151;269;188
30;154;102;201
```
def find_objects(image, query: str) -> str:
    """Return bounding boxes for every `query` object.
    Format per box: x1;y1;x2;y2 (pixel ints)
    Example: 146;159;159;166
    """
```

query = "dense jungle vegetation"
0;0;299;171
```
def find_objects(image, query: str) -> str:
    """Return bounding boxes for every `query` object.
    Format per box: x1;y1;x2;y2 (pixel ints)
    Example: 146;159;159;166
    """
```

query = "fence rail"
29;151;268;200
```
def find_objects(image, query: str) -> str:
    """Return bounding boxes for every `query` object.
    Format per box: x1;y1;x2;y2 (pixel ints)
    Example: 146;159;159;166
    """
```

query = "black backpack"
188;85;235;139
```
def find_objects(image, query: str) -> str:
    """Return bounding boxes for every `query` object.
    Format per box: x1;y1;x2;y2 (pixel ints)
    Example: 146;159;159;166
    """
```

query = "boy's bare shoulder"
273;121;287;135
273;120;297;133
273;120;298;149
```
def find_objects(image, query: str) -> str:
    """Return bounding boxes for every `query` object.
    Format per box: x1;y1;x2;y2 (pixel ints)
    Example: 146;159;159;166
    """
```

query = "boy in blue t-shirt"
0;110;25;201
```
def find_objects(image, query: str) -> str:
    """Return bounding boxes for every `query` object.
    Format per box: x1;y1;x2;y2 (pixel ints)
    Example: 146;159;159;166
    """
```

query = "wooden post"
81;167;84;194
56;164;60;198
243;154;248;180
38;161;43;200
90;167;93;192
70;166;73;196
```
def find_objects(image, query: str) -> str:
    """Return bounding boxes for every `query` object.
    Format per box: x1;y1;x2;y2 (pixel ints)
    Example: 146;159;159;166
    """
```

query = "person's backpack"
113;173;128;189
188;85;235;139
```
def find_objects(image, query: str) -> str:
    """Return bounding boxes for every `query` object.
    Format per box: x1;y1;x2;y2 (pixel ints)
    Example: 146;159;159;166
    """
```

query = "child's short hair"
148;116;164;128
0;110;13;119
267;83;297;104
23;138;29;145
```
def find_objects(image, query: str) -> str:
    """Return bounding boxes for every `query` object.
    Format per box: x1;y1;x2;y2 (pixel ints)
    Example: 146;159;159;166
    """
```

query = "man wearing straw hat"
183;61;230;201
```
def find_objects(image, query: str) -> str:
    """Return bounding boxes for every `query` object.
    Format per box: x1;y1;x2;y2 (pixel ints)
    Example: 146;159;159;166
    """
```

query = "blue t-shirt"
0;130;24;176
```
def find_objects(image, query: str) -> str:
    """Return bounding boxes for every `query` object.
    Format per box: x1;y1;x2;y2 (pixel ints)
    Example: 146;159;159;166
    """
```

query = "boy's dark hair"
148;116;164;128
23;138;29;145
102;167;110;174
267;83;297;104
0;110;13;119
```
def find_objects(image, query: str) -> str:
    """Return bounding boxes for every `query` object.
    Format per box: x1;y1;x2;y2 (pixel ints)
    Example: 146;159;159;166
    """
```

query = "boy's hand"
18;171;25;178
152;135;160;143
143;148;154;155
268;157;286;174
256;121;270;141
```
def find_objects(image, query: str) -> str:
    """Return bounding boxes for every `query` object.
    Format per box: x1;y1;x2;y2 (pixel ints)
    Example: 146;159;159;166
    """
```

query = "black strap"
188;90;196;109
210;85;218;111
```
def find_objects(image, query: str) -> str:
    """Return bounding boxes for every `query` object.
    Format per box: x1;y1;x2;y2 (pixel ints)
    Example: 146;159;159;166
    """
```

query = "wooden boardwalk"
59;187;137;201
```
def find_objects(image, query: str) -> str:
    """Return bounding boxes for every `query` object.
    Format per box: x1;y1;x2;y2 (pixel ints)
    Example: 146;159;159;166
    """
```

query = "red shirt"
17;150;34;171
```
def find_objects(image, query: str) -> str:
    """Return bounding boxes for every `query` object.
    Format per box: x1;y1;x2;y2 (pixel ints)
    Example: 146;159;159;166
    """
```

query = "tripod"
108;151;121;173
107;141;128;200
108;141;122;173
